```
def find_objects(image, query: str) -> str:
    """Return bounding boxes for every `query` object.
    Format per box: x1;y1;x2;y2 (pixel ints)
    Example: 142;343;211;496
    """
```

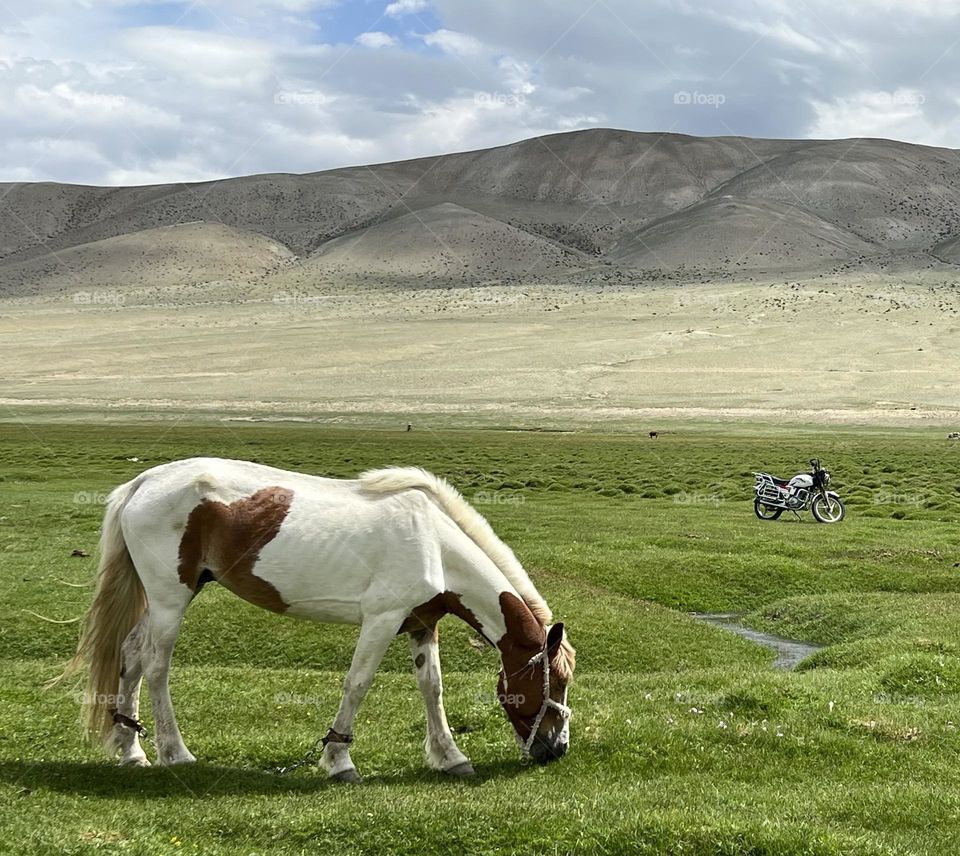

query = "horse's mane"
358;466;553;626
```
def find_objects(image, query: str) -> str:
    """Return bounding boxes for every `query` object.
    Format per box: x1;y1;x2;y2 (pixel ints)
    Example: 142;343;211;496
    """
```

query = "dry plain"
2;271;958;429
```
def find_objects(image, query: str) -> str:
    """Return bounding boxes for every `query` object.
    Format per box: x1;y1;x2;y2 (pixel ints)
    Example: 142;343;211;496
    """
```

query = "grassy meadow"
2;422;960;854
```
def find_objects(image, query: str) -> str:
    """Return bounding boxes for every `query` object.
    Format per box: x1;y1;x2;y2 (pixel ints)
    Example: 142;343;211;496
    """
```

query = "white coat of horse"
58;458;575;780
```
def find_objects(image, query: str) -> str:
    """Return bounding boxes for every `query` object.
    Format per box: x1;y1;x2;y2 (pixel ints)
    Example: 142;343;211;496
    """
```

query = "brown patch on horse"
400;591;484;640
177;486;293;613
496;592;563;740
496;592;545;669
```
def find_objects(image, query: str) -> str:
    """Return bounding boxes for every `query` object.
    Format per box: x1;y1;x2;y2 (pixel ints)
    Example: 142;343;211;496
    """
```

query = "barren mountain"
3;128;960;295
610;197;878;272
0;223;294;298
292;202;587;284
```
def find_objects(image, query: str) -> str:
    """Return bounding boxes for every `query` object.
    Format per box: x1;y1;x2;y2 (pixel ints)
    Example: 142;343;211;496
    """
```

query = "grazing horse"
57;459;575;780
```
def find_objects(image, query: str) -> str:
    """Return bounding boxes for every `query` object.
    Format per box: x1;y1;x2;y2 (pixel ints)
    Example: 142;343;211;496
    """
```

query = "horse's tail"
49;476;148;746
359;466;552;625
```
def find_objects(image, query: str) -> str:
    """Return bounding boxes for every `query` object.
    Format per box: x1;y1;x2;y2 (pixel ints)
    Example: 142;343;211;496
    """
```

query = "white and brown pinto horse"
60;458;575;780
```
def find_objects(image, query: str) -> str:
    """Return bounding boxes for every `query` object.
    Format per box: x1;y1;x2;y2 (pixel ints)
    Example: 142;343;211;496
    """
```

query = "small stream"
692;613;822;670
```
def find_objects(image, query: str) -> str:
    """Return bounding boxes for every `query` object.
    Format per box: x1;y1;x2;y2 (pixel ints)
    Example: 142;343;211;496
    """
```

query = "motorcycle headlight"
823;471;831;485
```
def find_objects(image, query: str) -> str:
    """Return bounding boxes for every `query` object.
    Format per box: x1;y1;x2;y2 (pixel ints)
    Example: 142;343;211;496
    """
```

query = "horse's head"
497;622;576;764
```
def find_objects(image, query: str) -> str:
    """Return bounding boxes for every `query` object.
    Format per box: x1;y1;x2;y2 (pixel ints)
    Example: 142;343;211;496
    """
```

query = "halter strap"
518;648;571;758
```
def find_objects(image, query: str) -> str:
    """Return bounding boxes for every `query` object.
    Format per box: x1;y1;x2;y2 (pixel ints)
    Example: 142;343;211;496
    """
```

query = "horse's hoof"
331;768;362;784
160;753;197;766
444;762;475;777
120;756;151;768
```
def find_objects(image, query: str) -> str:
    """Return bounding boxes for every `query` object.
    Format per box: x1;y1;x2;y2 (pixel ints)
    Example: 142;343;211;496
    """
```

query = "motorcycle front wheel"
811;494;845;523
754;499;783;520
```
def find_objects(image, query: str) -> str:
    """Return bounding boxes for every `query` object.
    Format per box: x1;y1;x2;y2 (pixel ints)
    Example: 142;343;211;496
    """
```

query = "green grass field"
3;422;960;855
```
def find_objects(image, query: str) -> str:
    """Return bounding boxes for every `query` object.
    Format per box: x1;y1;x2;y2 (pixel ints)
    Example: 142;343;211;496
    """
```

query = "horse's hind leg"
321;609;406;783
112;616;149;767
408;625;473;776
142;594;196;766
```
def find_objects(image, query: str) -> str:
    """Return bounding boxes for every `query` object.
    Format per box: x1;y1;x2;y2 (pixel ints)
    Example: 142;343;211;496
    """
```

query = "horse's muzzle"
529;738;568;765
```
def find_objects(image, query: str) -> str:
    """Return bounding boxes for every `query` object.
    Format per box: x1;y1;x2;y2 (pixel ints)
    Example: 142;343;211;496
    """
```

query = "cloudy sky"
2;0;959;185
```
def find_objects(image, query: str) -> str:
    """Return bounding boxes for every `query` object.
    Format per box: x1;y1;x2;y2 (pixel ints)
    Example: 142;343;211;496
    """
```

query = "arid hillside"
4;129;960;296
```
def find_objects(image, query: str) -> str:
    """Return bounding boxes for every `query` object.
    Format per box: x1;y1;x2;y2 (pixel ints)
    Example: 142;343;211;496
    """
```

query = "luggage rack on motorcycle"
753;473;784;504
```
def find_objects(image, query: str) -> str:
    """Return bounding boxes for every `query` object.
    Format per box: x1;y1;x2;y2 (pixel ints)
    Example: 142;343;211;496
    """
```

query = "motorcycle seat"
769;476;792;486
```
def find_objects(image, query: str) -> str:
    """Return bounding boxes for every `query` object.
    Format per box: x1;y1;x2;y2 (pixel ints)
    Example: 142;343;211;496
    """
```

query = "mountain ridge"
4;127;960;295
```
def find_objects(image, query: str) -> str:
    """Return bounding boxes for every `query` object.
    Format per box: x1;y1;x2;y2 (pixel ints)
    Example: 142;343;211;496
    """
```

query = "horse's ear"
547;622;564;655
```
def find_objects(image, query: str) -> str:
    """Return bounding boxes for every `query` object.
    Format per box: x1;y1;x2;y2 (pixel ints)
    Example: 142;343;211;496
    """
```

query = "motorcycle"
753;458;845;523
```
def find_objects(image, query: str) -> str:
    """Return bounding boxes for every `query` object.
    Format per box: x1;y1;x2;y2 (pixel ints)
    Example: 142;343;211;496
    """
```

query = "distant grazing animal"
649;431;658;439
55;459;575;780
949;432;960;440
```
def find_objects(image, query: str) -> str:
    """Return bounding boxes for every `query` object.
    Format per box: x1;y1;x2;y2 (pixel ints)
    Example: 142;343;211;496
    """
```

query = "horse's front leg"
321;610;405;783
408;626;474;776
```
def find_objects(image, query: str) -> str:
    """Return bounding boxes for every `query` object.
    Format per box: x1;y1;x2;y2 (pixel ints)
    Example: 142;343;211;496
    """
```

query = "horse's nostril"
530;739;567;765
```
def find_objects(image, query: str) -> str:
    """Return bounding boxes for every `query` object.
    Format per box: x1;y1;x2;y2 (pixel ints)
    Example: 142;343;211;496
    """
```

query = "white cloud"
385;0;428;17
391;91;556;156
835;0;959;15
725;19;827;55
809;88;952;145
421;28;484;56
498;56;536;96
15;82;178;129
355;31;398;49
1;0;960;185
106;157;218;186
122;27;274;90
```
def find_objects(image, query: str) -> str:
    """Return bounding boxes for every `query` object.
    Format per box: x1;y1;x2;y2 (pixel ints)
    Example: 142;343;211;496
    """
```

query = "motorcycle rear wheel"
754;499;783;520
811;494;845;523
